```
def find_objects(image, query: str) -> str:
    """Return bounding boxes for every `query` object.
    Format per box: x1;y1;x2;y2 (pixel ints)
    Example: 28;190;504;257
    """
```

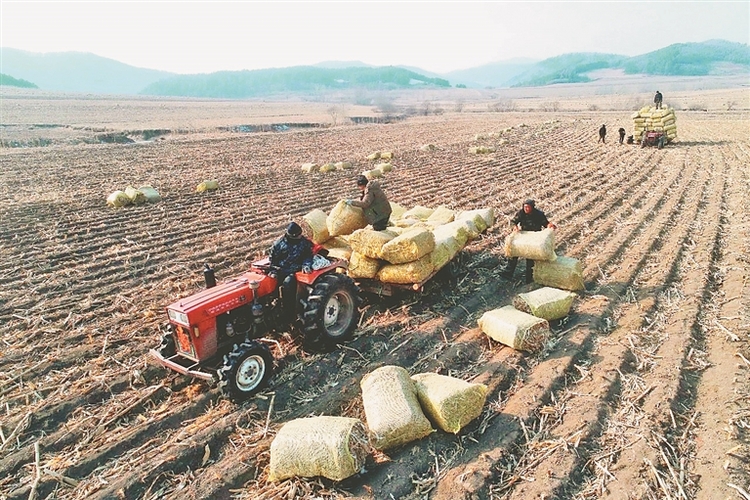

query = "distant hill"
509;40;750;87
622;39;750;76
507;53;630;87
0;73;38;88
141;66;450;98
0;47;175;94
1;39;747;96
443;58;539;88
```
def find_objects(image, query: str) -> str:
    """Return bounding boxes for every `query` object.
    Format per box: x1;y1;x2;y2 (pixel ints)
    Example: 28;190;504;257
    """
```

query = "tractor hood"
166;271;276;325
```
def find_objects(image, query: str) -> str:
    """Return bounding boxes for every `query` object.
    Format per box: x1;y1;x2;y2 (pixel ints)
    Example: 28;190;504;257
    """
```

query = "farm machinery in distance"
149;251;360;401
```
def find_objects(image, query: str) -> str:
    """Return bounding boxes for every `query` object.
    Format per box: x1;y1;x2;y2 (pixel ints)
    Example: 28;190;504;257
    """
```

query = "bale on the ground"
478;305;550;352
138;185;162;203
106;190;131;208
301;162;318;173
319;163;337;173
361;366;433;450
411;373;488;434
196;180;219;192
124;186;147;205
327;200;368;237
268;416;370;482
335;161;352;170
376;162;393;173
300;209;331;244
504;228;556;261
420;144;437;152
380;227;436;264
513;287;577;321
380;151;393;160
362;169;383;180
348;228;398;259
367;152;381;161
532;255;585;291
348;251;382;279
377;254;434;284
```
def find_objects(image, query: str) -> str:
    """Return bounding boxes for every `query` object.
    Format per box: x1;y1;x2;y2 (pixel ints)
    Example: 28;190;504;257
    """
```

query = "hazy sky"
2;1;748;74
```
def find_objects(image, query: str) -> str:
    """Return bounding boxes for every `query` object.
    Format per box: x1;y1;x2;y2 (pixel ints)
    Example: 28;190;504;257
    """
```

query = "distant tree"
455;83;467;88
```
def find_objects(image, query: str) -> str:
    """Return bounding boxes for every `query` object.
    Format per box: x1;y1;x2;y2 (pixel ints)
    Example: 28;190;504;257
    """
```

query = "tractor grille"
174;325;195;356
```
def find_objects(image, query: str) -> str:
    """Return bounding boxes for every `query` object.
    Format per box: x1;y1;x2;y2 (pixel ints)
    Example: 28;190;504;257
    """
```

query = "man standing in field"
347;175;392;231
618;127;626;144
502;199;557;284
598;124;607;143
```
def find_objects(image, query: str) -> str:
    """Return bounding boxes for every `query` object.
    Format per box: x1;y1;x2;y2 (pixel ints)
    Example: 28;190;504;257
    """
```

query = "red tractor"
149;252;361;401
641;131;668;149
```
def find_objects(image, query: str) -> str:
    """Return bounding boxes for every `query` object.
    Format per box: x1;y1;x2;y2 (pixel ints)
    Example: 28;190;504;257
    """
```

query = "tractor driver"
268;221;314;318
346;175;392;231
502;199;557;284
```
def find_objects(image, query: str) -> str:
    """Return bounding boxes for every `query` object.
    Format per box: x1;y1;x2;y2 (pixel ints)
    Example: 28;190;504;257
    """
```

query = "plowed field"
1;89;748;500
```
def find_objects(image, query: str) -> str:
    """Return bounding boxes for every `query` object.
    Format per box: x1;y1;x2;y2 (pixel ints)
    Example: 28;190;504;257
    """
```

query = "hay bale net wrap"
512;287;577;321
268;416;370;482
327;199;368;237
138;185;162;203
433;220;470;248
300;209;331;244
196;180;219;192
632;106;677;142
348;251;383;279
124;186;147;205
532;255;585;291
389;201;408;221
504;228;556;261
380;227;436;264
457;208;495;229
430;234;462;271
348;228;398;259
361;365;433;450
478;305;550;352
377;254;434;284
106;190;130;208
411;373;488;434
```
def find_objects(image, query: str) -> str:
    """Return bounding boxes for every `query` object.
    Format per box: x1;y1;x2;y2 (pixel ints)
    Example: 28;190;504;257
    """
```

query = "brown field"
1;83;748;500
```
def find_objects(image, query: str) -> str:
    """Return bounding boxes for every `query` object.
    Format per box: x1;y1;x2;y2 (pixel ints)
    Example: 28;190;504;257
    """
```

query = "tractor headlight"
252;303;264;317
167;309;189;326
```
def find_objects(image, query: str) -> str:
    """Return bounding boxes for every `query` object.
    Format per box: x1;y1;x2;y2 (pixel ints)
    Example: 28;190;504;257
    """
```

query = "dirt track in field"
0;89;748;500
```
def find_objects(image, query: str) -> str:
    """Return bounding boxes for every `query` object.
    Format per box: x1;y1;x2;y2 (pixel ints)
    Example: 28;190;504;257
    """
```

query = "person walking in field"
502;199;557;284
598;124;607;143
654;90;663;109
618;127;626;144
346;175;392;231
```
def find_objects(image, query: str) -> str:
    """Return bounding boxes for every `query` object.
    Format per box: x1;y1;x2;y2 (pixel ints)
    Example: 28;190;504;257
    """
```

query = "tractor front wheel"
302;273;361;348
217;341;273;401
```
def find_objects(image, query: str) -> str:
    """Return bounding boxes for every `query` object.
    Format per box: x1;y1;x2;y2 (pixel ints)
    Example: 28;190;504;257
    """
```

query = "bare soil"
0;84;748;500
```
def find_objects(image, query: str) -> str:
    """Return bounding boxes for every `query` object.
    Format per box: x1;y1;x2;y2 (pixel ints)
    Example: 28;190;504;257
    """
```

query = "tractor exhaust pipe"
204;263;216;288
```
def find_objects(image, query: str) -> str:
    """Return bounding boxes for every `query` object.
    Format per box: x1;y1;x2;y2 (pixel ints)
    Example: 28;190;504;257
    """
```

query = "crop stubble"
0;97;748;500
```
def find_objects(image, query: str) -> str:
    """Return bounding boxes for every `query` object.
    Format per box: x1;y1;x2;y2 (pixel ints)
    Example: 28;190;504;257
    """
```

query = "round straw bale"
327;200;368;237
124;186;147;205
348;251;382;279
403;205;435;221
380;227;436;264
300;209;331;244
377;254;434;284
504;228;556;261
513;287;577;320
361;366;433;450
411;373;488;434
106;190;131;208
138;185;162;203
348;228;398;259
478;305;550;352
268;416;370;482
532;255;584;291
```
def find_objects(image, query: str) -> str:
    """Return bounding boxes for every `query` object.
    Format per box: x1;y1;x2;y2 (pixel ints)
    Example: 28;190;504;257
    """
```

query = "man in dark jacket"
269;221;313;318
654;91;663;109
502;199;557;283
618;127;626;144
348;175;392;231
598;124;607;143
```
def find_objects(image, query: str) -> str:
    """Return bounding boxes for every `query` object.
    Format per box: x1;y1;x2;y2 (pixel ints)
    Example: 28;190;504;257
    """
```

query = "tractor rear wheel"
217;341;273;401
302;273;361;347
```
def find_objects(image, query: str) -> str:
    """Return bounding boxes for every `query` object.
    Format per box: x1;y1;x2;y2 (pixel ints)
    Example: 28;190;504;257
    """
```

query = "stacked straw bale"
631;106;677;143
